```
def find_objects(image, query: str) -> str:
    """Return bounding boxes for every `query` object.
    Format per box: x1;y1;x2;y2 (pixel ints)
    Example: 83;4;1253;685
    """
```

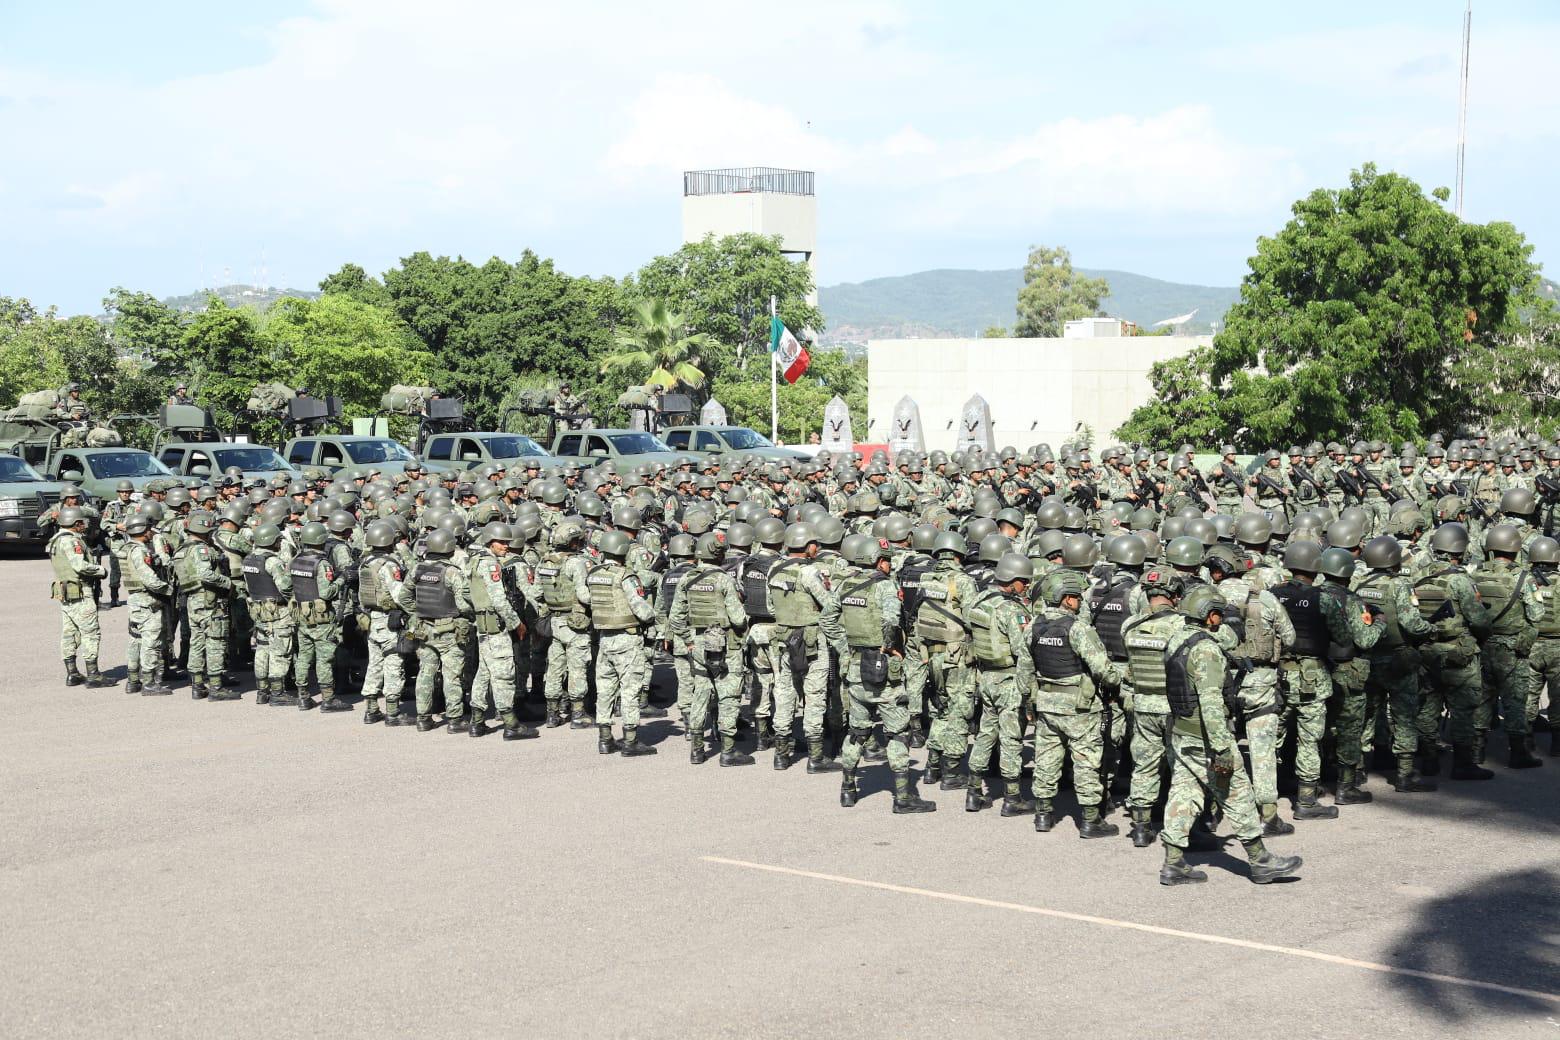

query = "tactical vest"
1230;584;1279;664
1473;564;1527;638
289;551;325;604
685;566;729;629
967;590;1015;667
587;564;637;631
838;572;887;648
1123;612;1175;701
1031;614;1084;681
1165;631;1212;719
1089;577;1135;659
537;553;578;613
1317;583;1358;662
49;533;84;589
413;560;458;619
896;554;935;623
770;558;821;627
1273;580;1327;659
357;552;399;611
738;552;781;621
123;545;153;592
173;541;206;594
243;551;285;603
1355;572;1404;649
658;562;695;621
467;551;497;613
915;566;970;644
1414;567;1466;640
1536;571;1560;638
965;561;994;590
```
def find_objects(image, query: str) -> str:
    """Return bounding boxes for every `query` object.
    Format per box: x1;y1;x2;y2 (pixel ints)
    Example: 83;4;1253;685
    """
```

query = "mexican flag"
770;315;810;384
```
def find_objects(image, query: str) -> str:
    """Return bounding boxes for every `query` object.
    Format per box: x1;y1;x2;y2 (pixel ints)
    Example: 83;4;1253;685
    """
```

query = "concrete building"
682;167;817;301
866;335;1210;451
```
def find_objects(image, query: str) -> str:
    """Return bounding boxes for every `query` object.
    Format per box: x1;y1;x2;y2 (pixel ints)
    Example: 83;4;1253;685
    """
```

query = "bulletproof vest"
1354;572;1404;649
173;541;206;594
968;590;1016;668
413;560;458;619
215;530;245;578
1165;631;1213;719
123;544;151;592
1031;614;1084;681
1228;583;1279;664
1414;567;1466;640
587;563;637;631
537;552;578;612
685;565;730;629
357;552;399;611
467;550;497;613
916;565;971;644
965;561;994;590
658;562;695;620
1317;583;1358;662
243;551;285;603
49;533;83;584
1123;611;1176;700
896;553;935;624
738;552;781;621
289;550;325;604
1272;580;1327;659
770;558;822;627
838;572;887;648
1473;563;1527;638
1089;577;1135;659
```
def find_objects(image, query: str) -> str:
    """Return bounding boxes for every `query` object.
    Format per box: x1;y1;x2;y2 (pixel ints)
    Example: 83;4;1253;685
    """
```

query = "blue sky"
3;1;1555;314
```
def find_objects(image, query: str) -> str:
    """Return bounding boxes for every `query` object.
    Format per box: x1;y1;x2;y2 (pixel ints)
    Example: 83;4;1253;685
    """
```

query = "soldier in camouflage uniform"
669;533;752;767
963;553;1036;815
174;511;237;701
99;479;136;608
1413;523;1494;780
657;535;699;734
1315;547;1384;805
121;514;173;695
1471;525;1545;769
355;519;411;724
466;522;540;741
1157;585;1303;886
586;530;660;757
917;533;980;792
49;506;110;688
241;524;295;706
1121;569;1187;847
768;522;845;772
398;528;472;732
1525;537;1560;757
1355;536;1438;791
288;521;347;713
538;521;594;728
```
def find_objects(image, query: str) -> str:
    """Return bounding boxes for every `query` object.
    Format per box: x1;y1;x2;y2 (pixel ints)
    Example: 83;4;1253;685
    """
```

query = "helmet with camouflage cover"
551;519;584;547
1318;547;1357;582
993;552;1034;585
1179;585;1228;625
1165;536;1204;568
683;508;714;536
1044;568;1088;607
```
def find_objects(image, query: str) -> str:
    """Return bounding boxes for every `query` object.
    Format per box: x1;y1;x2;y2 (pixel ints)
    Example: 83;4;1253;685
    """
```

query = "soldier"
288;522;347;713
121;514;172;695
1205;444;1245;513
668;533;751;766
356;519;410;724
585;530;659;756
736;517;786;749
1030;569;1122;836
964;552;1036;815
99;479;136;608
1413;523;1493;780
173;511;237;701
1157;586;1304;886
1471;525;1545;769
768;522;845;772
1354;536;1438;791
242;524;295;707
538;521;594;728
1315;547;1384;804
657;535;699;734
399;529;472;732
49;506;111;687
1525;536;1560;757
466;522;539;741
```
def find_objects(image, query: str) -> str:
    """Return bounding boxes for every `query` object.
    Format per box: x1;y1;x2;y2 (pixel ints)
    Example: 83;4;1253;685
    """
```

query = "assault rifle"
1451;480;1496;524
1536;474;1560;536
1289;462;1323;499
1352;461;1404;504
1253;471;1294;518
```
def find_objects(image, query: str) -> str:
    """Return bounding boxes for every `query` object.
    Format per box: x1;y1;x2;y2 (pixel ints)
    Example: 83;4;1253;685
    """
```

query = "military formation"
41;427;1560;886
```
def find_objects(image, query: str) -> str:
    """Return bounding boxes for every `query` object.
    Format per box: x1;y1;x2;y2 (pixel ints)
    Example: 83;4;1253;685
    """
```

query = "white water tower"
682;167;817;302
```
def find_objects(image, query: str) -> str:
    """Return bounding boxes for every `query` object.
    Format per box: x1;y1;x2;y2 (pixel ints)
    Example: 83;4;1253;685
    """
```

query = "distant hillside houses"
162;284;319;314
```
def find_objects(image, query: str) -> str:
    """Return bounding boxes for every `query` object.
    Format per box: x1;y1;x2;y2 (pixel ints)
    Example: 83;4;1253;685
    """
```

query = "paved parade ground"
2;550;1556;1040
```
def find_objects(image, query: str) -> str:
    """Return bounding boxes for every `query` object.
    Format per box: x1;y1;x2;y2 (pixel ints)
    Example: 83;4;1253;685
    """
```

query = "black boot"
218;672;239;688
756;718;775;751
718;734;754;767
1334;767;1373;804
108;588;121;608
597;725;618;754
1244;838;1303;884
892;770;936;813
191;678;209;700
1128;807;1157;848
999;780;1036;817
297;690;317;710
363;697;385;725
639;702;668;720
569;700;593;729
469;713;491;737
1293;783;1339;820
446;713;467;734
1392;754;1437;791
415;714;437;732
964;777;990;812
64;660;84;686
544;700;564;728
939;764;968;791
141;669;172;696
1078;805;1119;839
1450;743;1494;780
923;750;943;784
1159;845;1207;886
207;683;241;702
908;717;926;749
125;671;142;695
83;659;112;688
1260;803;1295;837
621;726;657;757
839;768;860;807
502;713;540;740
772;738;793;770
1033;798;1058;832
690;736;708;765
862;735;888;764
255;681;271;706
320;689;351;713
1508;734;1544;770
805;739;842;773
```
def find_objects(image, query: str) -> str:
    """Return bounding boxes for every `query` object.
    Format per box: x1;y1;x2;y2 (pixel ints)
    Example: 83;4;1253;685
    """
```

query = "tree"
262;295;432;418
0;298;71;407
599;298;713;391
981;325;1009;338
1013;245;1108;337
710;349;867;442
317;263;392;309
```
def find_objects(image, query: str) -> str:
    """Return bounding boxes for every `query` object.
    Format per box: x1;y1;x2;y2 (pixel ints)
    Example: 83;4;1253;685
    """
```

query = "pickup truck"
550;428;701;469
282;435;418;477
46;446;175;500
158;442;299;482
421;431;563;474
0;455;82;544
660;425;810;461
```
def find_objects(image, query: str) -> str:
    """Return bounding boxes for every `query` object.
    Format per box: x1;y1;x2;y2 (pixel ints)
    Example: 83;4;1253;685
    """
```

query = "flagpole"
769;295;778;443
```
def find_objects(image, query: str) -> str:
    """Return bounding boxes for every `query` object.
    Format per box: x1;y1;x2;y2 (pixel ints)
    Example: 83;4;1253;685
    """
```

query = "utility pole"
1455;0;1471;217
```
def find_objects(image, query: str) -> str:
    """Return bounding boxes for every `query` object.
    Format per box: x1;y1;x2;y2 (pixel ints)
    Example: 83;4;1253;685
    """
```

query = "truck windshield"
212;447;292;472
0;457;43;481
482;435;548;459
720;428;773;449
608;433;672;454
86;452;172;478
344;440;414;464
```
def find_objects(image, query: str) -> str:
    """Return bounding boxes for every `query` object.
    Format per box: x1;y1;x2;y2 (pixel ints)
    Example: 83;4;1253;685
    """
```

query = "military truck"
145;403;299;482
0;400;172;500
281;434;419;477
549;428;701;469
377;386;564;473
660;425;810;461
0;455;81;545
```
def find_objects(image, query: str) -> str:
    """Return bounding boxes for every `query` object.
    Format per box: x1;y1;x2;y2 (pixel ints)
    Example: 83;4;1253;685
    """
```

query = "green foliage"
1013;246;1109;337
980;325;1008;338
599;298;713;390
0;298;72;406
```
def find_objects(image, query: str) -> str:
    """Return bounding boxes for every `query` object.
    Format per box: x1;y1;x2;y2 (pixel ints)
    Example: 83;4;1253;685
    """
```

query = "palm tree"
599;298;712;390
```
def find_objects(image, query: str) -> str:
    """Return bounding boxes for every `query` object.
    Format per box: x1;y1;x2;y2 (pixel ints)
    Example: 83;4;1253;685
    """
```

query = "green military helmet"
1165;535;1204;568
723;522;754;550
299;521;329;548
849;489;882;515
1129;507;1159;532
1233;512;1273;547
841;533;880;566
799;503;828;525
870;515;892;540
1106;533;1147;567
1210;514;1236;543
326;509;356;535
970;492;1000;519
1500;487;1537;518
1061;533;1097;568
1044;568;1088;607
436;512;464;538
1360;535;1403;571
932;531;967;559
219;503;248;527
186;510;217;536
1139;568;1183;599
364;519;398;549
1138;530;1162;560
575;492;605;520
881;514;912;543
977;533;1013;563
693;531;726;562
1034;529;1067;559
477;521;514;546
164;486;192;509
663;533;693;559
994;507;1025;531
1484;523;1524;556
1107;501;1135;527
551;519;584;547
1173;503;1204;520
1202;543;1242;577
1434;495;1465;522
1283;540;1323;574
1325;517;1364;550
611;502;642;531
540;479;569;506
1183;516;1217;548
252;523;284;549
683;508;714;536
754;517;786;547
813;515;845;547
113;479;135;494
1429;522;1470;556
1034;500;1067;530
513;516;542;545
425;528;458;557
1061;505;1087;531
57;505;87;528
598;529;632;559
733;501;765;526
123;514;153;536
1527;536;1560;565
993;552;1035;585
305;502;329;524
910;524;939;552
1318;547;1357;582
1161;516;1187;541
1179;584;1228;625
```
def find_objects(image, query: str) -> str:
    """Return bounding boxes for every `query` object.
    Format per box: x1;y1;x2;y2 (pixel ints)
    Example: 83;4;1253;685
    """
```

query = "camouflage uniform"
467;546;526;730
123;535;172;687
918;561;980;783
1470;556;1543;744
48;526;106;672
397;555;473;725
1031;600;1122;819
669;561;748;759
1215;574;1294;812
175;535;234;695
357;551;407;717
538;548;593;724
769;554;843;764
584;558;658;744
242;547;294;702
1123;606;1185;819
827;564;909;776
1413;558;1491;757
289;551;341;702
964;586;1034;791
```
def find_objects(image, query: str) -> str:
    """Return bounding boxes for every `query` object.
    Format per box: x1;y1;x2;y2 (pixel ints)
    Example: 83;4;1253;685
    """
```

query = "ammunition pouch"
784;627;811;671
858;648;889;686
475;610;503;636
387;609;405;632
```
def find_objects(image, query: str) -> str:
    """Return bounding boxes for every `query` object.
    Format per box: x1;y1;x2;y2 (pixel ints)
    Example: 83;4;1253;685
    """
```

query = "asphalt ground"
2;549;1557;1039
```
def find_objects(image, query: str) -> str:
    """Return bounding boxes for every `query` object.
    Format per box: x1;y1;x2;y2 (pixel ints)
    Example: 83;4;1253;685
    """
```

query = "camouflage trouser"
126;592;163;675
104;550;121;592
1032;709;1104;805
969;668;1023;781
58;595;100;662
186;593;228;682
544;622;591;705
670;651;694;723
745;624;780;721
903;636;928;719
1329;657;1371;769
1418;639;1482;746
470;631;517;717
1360;497;1389;537
415;624;468;718
361;613;405;711
594;631;647;728
926;645;976;760
293;619;338;693
1128;709;1171;810
1238;669;1283;806
839;653;910;773
1481;636;1531;737
252;606;295;686
1160;721;1262;849
775;626;828;741
1366;648;1422;757
688;640;742;738
1279;658;1331;784
1527;637;1560;728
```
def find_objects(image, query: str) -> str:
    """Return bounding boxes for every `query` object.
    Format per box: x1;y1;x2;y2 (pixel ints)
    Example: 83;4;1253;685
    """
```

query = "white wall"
866;336;1208;451
682;192;819;301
